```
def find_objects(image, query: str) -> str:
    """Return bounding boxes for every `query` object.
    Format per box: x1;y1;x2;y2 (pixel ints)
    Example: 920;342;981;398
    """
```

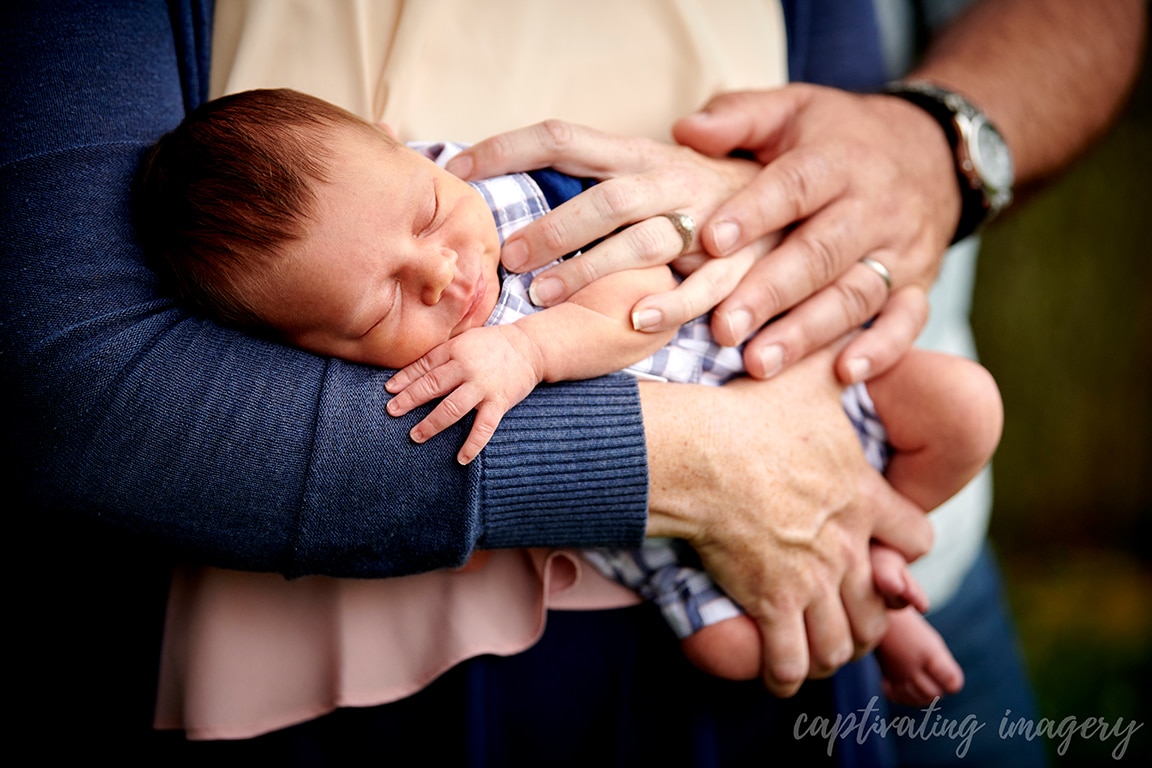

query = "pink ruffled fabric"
155;550;639;739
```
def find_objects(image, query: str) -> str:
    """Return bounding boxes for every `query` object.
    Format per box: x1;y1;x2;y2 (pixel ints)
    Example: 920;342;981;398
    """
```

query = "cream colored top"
210;0;787;141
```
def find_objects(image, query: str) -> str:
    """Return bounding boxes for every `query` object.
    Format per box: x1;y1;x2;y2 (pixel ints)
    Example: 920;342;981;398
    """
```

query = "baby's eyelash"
421;183;440;235
359;281;400;338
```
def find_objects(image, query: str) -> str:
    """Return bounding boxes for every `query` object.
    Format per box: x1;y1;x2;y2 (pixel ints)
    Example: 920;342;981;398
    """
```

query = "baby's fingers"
409;386;482;445
456;402;509;465
385;352;441;395
386;361;463;417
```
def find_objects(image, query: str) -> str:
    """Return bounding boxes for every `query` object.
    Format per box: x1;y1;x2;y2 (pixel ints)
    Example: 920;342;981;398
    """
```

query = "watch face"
972;121;1015;191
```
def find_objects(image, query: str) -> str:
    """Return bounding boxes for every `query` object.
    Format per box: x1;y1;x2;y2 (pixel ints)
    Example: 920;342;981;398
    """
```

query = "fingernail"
502;239;528;271
723;308;753;343
445;153;473;179
631;307;664;331
528;276;563;306
755;344;785;378
711;220;740;255
846;357;871;383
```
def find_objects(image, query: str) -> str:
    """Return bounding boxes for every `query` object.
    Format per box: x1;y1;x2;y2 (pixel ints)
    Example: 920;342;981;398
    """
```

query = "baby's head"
138;88;501;367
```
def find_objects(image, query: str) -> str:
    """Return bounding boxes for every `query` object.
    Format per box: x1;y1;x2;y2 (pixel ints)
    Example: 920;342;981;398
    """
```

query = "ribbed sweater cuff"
477;375;649;549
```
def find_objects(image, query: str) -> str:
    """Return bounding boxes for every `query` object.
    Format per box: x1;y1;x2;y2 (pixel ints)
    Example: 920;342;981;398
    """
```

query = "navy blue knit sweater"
0;0;650;580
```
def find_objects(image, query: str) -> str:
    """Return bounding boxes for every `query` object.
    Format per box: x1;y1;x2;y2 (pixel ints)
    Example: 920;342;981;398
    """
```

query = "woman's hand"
640;346;933;696
447;120;777;334
672;87;955;381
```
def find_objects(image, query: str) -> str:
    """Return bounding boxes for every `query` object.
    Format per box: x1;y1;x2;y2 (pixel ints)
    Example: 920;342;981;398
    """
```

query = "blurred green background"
969;39;1151;765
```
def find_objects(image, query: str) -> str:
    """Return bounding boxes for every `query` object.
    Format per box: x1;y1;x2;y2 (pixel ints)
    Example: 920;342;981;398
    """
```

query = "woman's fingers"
447;119;648;181
448;119;761;279
755;601;810;696
629;237;769;332
841;547;891;653
523;205;696;307
803;595;856;680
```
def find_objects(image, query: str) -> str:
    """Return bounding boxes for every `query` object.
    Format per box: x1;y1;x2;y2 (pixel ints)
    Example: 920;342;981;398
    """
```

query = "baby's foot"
876;607;964;706
680;614;761;681
871;544;930;612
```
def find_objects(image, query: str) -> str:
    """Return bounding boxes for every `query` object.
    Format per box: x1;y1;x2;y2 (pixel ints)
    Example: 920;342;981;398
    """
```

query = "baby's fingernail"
846;357;872;383
502;239;529;271
723;308;753;343
711;220;740;255
631;307;663;331
445;154;473;179
528;277;562;307
409;427;426;444
755;344;785;379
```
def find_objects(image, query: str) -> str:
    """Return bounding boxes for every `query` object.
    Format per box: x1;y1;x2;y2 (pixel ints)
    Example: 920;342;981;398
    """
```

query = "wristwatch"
883;80;1015;244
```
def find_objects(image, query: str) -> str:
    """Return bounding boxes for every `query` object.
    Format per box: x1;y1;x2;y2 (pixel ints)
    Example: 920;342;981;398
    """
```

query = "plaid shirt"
418;142;890;638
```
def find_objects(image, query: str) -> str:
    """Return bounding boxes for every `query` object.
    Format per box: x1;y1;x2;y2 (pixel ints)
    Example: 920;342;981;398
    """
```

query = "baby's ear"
375;121;399;140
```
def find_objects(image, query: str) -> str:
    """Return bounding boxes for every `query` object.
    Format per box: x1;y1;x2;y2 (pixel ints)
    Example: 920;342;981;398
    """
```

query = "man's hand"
386;325;544;464
671;87;951;381
641;346;933;695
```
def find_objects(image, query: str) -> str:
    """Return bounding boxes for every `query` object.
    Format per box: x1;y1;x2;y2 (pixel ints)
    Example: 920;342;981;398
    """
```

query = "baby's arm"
387;266;679;463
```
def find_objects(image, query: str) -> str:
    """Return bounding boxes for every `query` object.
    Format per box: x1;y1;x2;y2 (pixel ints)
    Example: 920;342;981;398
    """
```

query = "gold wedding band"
659;212;696;257
858;257;892;293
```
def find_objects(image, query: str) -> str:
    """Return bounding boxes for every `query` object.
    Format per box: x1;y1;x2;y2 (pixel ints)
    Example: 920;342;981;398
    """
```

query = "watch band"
884;80;1014;245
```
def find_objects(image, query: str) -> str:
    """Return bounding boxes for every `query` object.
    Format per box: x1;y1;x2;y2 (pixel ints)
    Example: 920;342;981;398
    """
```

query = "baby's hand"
385;325;545;464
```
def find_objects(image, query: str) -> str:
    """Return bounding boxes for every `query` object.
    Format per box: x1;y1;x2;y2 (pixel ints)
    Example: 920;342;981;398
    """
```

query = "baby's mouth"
458;272;488;327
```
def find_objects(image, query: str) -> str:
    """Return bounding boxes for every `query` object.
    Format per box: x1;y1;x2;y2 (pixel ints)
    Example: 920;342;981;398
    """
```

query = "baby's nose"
419;249;456;305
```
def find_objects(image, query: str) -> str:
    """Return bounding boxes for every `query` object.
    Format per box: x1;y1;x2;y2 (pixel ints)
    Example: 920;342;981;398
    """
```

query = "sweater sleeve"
0;0;649;578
